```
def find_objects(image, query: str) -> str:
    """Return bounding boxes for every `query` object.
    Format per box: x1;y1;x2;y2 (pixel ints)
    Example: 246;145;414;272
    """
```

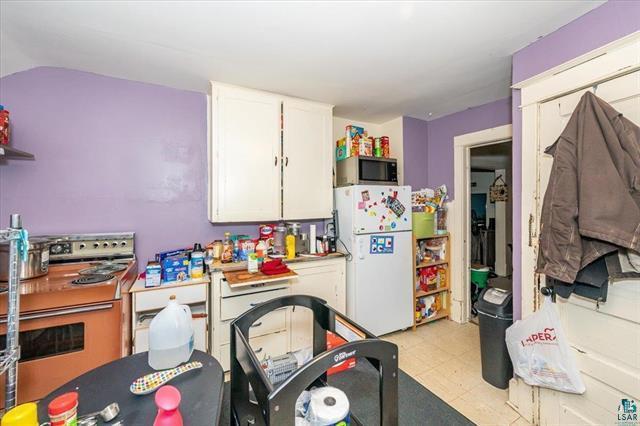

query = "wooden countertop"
209;252;345;272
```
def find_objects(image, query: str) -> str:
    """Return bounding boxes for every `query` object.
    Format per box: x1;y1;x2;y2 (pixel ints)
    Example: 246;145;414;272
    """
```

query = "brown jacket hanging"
536;92;640;283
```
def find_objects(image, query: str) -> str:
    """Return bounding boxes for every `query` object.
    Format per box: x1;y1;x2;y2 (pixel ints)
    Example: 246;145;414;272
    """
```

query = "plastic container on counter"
148;296;194;370
48;392;78;426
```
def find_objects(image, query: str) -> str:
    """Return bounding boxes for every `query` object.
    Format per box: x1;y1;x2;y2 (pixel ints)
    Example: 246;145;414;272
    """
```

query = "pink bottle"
153;385;183;426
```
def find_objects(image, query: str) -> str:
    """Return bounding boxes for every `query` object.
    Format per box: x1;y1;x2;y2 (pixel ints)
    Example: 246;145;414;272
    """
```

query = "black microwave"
336;156;398;186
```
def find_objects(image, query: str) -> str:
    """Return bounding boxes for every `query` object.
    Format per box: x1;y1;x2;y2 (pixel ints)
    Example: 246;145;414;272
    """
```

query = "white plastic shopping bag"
505;296;586;394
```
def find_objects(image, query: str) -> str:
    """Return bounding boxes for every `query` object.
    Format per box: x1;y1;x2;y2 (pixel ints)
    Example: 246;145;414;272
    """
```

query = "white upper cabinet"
209;82;333;223
209;84;281;222
282;99;333;220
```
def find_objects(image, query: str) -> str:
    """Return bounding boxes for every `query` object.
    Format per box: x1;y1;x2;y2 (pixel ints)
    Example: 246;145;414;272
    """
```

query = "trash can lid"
475;288;513;319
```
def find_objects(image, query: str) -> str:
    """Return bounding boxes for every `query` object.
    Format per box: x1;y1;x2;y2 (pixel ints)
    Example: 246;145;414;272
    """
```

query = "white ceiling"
0;1;602;122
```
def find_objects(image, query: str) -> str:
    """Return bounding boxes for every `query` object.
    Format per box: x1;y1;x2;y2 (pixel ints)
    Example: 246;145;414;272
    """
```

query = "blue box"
156;248;189;263
161;254;190;283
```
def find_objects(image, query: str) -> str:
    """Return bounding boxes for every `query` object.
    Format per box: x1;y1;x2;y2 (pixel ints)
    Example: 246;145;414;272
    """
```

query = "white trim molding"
451;124;512;324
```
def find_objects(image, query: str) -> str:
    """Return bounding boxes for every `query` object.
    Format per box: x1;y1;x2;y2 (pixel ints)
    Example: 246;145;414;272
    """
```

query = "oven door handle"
0;303;114;323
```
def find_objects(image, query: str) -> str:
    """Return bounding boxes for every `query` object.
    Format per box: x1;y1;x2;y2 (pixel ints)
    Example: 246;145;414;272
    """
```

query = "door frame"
511;31;640;425
450;124;512;324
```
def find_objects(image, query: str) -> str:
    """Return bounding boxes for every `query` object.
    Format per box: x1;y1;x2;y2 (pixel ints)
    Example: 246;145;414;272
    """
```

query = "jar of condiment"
286;234;296;259
48;392;78;426
212;240;223;261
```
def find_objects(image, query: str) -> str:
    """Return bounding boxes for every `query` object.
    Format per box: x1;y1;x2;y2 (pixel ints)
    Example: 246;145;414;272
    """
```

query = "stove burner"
71;274;115;285
79;262;127;276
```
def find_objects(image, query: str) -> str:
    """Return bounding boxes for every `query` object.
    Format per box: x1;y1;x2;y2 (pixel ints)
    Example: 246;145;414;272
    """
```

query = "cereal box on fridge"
346;125;364;157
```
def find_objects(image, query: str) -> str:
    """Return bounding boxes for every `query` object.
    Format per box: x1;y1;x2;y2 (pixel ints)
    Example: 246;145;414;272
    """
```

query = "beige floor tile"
398;351;432;377
458;347;483;369
405;342;450;368
510;416;532;425
392;319;521;424
415;367;467;403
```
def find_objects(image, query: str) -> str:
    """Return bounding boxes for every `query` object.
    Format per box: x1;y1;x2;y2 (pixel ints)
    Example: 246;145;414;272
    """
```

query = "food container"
145;261;162;288
273;225;287;256
381;136;390;158
373;137;382;157
286;222;301;237
212;240;223;260
0;237;50;281
48;392;78;426
412;211;435;239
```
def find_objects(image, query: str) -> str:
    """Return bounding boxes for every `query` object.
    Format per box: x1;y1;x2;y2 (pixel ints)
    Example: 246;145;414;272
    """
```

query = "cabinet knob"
285;156;289;167
274;156;278;166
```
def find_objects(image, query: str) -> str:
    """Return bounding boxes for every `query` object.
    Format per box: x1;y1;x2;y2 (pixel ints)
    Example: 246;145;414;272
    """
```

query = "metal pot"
0;237;51;281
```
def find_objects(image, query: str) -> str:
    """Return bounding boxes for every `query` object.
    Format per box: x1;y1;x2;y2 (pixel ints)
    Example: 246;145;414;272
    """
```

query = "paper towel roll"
309;224;317;254
307;386;350;425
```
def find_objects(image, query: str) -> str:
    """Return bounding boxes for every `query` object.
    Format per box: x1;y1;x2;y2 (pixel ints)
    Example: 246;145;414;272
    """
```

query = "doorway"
468;141;512;322
450;124;512;325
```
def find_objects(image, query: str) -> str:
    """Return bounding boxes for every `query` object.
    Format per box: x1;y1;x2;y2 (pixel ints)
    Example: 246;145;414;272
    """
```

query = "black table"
37;350;224;425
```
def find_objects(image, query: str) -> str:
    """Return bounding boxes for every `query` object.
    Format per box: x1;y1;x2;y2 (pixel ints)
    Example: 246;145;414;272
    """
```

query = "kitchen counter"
209;252;345;272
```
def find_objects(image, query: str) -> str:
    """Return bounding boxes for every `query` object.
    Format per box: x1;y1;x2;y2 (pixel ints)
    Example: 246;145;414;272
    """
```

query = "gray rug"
220;362;474;425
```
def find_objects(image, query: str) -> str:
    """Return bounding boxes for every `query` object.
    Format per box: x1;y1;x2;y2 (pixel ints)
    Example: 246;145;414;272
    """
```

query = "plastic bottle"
286;234;296;259
189;243;204;279
148;296;194;370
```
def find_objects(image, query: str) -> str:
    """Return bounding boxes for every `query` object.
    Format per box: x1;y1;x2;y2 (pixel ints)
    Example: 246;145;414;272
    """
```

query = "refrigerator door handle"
358;237;365;259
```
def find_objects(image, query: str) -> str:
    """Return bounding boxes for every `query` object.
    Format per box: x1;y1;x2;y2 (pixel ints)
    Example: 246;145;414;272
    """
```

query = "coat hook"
541;285;556;302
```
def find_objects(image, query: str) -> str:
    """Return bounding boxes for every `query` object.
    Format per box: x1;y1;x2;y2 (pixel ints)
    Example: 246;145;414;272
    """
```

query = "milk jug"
148;295;194;370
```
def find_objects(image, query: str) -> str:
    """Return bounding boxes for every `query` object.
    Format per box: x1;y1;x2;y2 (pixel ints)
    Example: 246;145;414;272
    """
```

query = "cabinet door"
289;262;342;352
210;85;281;222
282;100;333;220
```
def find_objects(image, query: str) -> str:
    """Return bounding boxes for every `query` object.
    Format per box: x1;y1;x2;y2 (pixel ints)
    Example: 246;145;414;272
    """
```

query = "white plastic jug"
148;295;194;370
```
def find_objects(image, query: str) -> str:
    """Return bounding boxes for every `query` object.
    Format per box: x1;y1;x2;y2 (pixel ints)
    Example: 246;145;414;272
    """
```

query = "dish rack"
0;214;26;410
230;295;399;425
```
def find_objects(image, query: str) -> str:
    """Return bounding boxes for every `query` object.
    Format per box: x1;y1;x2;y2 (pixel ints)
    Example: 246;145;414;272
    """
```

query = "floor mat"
220;362;474;425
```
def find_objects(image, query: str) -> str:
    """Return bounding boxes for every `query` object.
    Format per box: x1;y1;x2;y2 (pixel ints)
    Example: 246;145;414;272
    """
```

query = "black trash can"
474;287;513;389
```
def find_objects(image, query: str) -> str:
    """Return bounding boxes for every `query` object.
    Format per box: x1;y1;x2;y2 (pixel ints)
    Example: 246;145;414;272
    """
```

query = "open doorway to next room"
468;141;512;322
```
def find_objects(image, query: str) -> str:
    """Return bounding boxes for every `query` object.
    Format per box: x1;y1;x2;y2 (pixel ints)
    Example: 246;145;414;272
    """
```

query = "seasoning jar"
286;234;296;259
48;392;78;426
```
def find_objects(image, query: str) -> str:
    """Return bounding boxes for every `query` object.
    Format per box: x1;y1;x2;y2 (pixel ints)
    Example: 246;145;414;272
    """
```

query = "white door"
534;70;640;425
289;262;343;352
351;231;413;336
210;84;281;222
352;185;412;234
282;99;333;220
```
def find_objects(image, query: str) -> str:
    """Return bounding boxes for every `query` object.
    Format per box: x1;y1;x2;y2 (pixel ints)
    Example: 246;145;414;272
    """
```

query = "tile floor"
382;319;530;426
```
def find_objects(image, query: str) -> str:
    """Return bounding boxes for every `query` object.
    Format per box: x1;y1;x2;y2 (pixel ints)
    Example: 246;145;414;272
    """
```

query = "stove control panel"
41;233;135;263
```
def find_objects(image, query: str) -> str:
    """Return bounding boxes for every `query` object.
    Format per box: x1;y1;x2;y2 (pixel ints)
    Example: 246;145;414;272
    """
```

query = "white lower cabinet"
129;278;210;355
289;260;346;352
211;256;346;371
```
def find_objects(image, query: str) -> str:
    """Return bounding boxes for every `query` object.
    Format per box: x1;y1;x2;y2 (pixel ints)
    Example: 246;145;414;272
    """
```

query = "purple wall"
510;0;640;319
426;97;512;198
0;67;319;265
402;117;428;190
513;0;640;84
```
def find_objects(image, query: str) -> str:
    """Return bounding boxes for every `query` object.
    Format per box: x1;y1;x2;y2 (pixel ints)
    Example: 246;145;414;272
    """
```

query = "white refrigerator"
334;185;413;336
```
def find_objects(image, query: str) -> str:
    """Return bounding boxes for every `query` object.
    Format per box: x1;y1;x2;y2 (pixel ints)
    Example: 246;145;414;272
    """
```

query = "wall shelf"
413;232;450;330
0;145;35;160
416;286;449;298
416;259;448;269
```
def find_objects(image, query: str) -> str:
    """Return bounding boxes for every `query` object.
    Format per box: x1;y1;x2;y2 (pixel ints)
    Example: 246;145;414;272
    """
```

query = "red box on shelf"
327;331;356;375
